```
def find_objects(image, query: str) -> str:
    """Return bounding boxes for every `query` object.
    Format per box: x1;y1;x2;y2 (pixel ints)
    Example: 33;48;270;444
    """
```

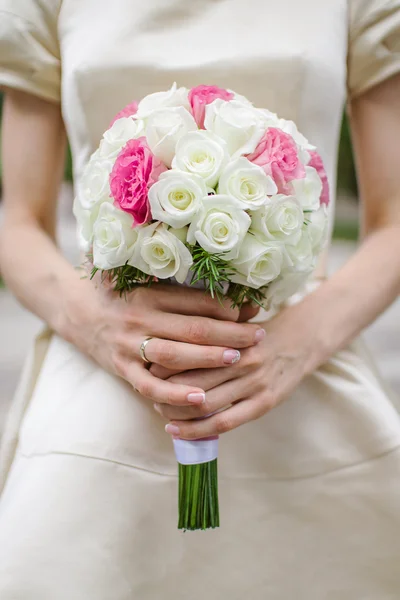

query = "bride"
0;0;399;597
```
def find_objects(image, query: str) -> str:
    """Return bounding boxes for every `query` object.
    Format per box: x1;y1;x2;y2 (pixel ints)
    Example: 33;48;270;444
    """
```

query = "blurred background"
0;92;399;436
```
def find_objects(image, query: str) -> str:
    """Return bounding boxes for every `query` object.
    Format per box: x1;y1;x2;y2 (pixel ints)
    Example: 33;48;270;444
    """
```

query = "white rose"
145;107;197;167
99;117;144;160
136;82;190;118
230;91;254;106
306;205;328;254
259;109;280;129
299;149;311;166
218;157;277;209
230;236;287;288
169;226;189;244
78;151;113;211
276;118;315;164
172;130;229;188
251;195;304;245
73;197;97;253
92;203;138;270
265;270;312;307
286;228;315;270
276;118;315;151
292;166;323;212
187;194;251;260
148;170;207;228
129;222;193;283
204;99;266;158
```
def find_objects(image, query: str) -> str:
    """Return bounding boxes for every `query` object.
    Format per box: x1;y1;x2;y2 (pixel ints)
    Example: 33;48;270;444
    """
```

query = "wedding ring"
139;337;153;364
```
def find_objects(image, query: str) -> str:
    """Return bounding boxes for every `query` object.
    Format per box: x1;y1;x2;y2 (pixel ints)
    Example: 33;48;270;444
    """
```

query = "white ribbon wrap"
173;438;219;466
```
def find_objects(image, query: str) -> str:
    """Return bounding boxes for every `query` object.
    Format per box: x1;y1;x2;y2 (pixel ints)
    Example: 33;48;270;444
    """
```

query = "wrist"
57;272;103;352
263;290;334;378
287;282;349;374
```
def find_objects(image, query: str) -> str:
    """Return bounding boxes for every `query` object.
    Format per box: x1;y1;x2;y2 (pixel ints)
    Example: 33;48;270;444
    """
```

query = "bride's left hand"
152;303;320;439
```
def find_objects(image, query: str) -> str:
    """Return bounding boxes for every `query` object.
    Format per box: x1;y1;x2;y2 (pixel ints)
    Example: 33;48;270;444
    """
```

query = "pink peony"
110;137;166;226
247;128;305;194
109;101;138;127
308;151;330;206
188;85;234;129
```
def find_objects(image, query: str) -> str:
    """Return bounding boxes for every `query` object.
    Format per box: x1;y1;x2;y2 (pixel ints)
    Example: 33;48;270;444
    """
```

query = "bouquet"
74;83;329;530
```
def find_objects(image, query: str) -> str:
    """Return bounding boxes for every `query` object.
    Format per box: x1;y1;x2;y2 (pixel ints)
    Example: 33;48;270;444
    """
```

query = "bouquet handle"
173;437;219;466
174;437;220;530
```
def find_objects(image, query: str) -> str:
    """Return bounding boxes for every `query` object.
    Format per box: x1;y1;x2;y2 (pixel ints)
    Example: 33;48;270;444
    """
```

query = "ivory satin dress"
1;1;400;598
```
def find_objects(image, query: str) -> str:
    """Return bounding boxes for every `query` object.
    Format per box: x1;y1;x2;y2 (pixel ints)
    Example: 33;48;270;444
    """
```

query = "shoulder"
349;0;400;38
0;0;62;102
348;0;400;98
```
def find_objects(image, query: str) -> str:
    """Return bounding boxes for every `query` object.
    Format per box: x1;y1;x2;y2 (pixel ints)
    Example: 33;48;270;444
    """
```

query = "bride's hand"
65;281;264;408
154;302;319;438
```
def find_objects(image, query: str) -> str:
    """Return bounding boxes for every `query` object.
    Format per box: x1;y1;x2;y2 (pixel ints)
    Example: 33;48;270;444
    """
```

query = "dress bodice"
1;0;400;249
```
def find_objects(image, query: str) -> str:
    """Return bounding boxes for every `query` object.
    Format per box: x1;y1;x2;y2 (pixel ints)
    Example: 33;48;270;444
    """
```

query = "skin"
1;74;400;441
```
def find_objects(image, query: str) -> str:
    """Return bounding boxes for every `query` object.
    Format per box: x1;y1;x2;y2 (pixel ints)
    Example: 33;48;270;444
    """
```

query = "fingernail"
223;349;241;364
255;329;266;343
153;403;162;414
187;392;206;404
165;424;180;436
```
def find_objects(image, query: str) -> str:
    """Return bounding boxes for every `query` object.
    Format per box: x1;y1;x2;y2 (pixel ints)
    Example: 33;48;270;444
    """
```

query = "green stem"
178;460;219;531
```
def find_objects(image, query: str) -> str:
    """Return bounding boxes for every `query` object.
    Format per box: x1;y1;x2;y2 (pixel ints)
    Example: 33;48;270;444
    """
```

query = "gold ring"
139;337;153;364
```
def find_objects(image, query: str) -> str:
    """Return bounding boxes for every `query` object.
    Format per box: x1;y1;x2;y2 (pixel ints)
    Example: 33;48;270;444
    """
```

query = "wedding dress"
0;1;400;598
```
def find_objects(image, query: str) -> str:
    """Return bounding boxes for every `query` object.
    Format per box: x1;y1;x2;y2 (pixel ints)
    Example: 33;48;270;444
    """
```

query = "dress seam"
0;9;36;27
17;442;400;482
19;449;177;478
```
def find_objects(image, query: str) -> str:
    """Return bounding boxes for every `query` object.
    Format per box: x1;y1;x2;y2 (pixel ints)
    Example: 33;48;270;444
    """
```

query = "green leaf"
88;260;159;296
86;246;267;311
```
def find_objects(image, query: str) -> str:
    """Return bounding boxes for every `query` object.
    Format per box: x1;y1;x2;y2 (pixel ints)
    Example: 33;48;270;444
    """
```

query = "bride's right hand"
1;91;263;412
64;281;264;408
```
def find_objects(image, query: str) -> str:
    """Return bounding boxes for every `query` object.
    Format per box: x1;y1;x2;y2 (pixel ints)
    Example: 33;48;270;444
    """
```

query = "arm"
0;90;263;408
158;74;400;439
0;90;71;329
308;74;400;356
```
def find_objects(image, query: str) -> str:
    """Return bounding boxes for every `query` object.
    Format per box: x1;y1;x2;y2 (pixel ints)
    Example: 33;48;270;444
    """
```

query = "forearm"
289;225;400;372
0;91;99;345
0;219;96;342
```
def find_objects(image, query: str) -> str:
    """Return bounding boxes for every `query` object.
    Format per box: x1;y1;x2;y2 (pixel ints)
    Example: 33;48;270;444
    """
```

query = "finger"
238;303;260;322
155;373;252;421
166;396;267;439
149;364;182;380
152;285;240;322
147;313;264;349
167;366;239;391
154;401;198;422
143;338;241;371
150;339;260;386
128;363;206;407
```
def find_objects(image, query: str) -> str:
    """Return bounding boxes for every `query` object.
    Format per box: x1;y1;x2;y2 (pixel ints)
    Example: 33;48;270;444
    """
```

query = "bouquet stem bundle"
178;459;219;530
174;436;220;530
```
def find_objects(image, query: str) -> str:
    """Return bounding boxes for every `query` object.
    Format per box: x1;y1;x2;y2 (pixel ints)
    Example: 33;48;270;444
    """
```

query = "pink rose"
109;101;138;127
189;85;234;129
308;151;330;206
247;128;305;194
110;137;166;226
